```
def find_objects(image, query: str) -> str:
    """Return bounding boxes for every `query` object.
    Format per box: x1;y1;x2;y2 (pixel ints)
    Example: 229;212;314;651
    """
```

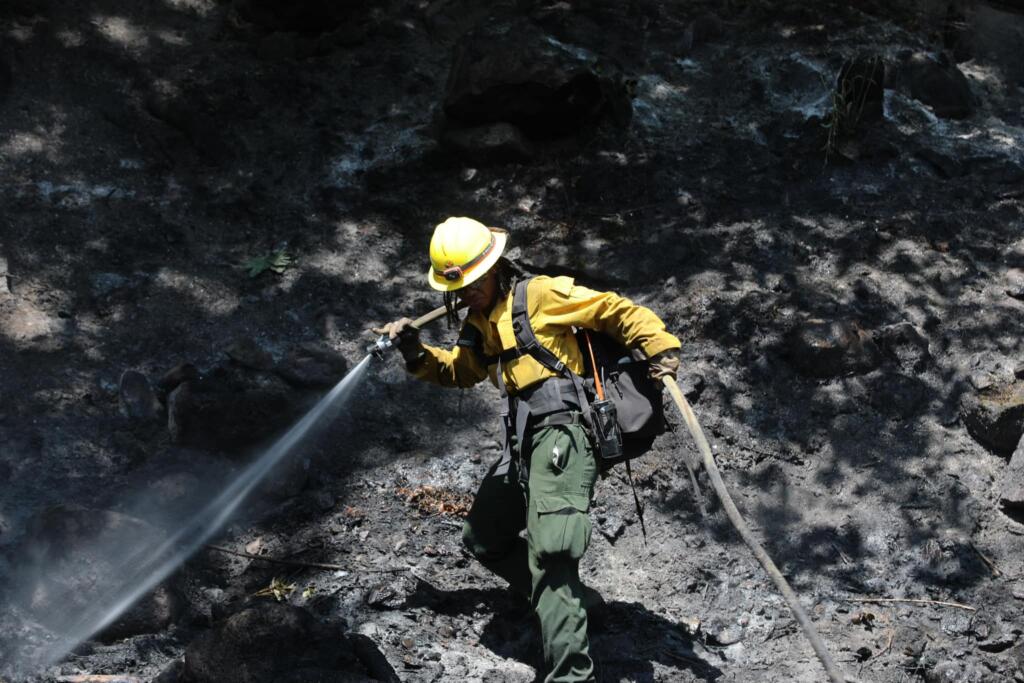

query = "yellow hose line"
662;377;850;683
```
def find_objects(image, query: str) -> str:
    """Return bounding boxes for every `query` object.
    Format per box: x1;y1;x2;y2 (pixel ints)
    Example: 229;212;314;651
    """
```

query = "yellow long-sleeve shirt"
411;275;680;395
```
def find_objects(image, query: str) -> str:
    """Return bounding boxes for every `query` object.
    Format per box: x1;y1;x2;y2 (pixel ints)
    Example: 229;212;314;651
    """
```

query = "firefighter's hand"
648;349;680;381
372;318;424;364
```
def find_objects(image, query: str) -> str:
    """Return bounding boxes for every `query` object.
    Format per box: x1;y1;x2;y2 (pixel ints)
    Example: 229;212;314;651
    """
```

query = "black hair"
442;257;531;327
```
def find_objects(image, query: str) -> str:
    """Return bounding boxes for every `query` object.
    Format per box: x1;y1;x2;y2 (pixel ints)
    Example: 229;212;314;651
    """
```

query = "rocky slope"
1;1;1023;682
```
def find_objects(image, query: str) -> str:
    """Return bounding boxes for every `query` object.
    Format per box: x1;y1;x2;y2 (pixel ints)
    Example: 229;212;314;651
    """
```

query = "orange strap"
583;331;605;400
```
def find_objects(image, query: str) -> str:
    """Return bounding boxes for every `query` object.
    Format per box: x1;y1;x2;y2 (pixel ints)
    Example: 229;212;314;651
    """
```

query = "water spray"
3;356;375;677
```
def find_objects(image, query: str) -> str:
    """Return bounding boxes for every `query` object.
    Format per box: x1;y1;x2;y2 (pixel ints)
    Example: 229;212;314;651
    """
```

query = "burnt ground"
1;0;1024;682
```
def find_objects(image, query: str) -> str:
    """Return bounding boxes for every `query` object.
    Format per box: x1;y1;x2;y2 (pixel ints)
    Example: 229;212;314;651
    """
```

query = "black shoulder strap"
457;320;523;367
511;278;592;419
511;278;569;377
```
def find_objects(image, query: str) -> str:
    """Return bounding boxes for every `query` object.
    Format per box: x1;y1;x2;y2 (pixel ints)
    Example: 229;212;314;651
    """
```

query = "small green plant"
244;249;294;278
254;576;296;601
821;56;884;164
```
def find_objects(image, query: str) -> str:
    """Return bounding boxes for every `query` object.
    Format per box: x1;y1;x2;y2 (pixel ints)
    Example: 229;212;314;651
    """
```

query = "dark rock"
0;256;10;298
690;12;725;46
595;508;626;543
925;660;988;682
915;148;965;179
785;319;882;378
275;343;350;388
181;603;371;683
17;505;180;641
1000;436;1024;509
0;48;11;98
154;658;185;683
868;372;929;418
91;272;131;297
441;123;535;164
119;370;162;421
349;633;401;683
158;362;201;394
236;0;361;33
226;338;276;371
875;322;931;373
144;85;236;165
901;51;973;119
167;382;193;443
255;32;304;61
961;380;1024;455
942;3;972;63
166;379;295;453
443;18;630;140
366;574;417;609
836;54;885;126
1006;268;1024;301
259;454;310;500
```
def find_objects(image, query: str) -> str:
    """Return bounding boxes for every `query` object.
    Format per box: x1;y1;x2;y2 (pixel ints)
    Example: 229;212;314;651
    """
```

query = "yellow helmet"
426;217;508;292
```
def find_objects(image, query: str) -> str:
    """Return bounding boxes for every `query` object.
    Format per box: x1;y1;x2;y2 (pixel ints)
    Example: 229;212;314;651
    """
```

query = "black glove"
372;318;425;365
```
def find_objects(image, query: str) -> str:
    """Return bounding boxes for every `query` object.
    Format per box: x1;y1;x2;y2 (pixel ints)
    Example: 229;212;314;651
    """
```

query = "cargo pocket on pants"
531;495;592;561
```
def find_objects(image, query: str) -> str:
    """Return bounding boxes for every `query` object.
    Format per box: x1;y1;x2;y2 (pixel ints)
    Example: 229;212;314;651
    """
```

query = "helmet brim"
426;229;507;292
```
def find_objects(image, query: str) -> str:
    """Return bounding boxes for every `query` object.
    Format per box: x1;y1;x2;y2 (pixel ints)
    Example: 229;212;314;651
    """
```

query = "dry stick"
56;677;143;683
969;541;1002;577
837;596;976;612
663;378;851;683
205;544;407;573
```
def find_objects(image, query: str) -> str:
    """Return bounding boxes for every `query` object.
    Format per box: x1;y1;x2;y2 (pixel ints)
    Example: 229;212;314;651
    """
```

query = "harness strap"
482;347;524;367
511;280;592;422
535;411;585;428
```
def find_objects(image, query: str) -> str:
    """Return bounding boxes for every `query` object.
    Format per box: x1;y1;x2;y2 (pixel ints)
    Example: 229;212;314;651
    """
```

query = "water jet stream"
7;354;372;675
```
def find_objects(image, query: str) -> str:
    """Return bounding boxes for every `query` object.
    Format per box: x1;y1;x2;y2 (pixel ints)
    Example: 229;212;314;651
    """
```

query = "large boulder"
785;319;882;378
961;380;1024;456
167;379;294;452
15;505;180;642
442;18;631;147
899;51;973;119
181;603;373;683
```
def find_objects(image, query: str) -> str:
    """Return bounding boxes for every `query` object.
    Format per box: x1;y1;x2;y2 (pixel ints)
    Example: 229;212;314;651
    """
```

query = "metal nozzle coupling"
368;334;394;360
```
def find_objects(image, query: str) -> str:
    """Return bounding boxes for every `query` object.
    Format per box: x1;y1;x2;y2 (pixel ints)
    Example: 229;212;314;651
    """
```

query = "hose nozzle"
367;303;460;363
368;335;393;361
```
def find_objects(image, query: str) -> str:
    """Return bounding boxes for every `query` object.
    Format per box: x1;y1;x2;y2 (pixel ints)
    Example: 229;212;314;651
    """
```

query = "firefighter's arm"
535;277;682;360
408;323;489;388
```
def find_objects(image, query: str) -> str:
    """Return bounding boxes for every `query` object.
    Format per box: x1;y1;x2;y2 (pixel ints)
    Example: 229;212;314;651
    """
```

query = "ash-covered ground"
1;1;1024;682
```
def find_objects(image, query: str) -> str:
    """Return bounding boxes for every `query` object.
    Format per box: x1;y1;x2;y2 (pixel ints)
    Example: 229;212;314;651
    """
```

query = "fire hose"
662;377;854;683
370;307;855;683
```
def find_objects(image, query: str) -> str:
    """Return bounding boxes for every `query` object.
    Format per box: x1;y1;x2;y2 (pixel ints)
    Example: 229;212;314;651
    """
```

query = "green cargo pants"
462;420;599;683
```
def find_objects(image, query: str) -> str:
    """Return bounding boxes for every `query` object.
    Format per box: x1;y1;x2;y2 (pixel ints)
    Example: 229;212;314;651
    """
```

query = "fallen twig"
56;677;143;683
836;596;976;612
207;545;411;574
969;541;1002;577
206;544;348;571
